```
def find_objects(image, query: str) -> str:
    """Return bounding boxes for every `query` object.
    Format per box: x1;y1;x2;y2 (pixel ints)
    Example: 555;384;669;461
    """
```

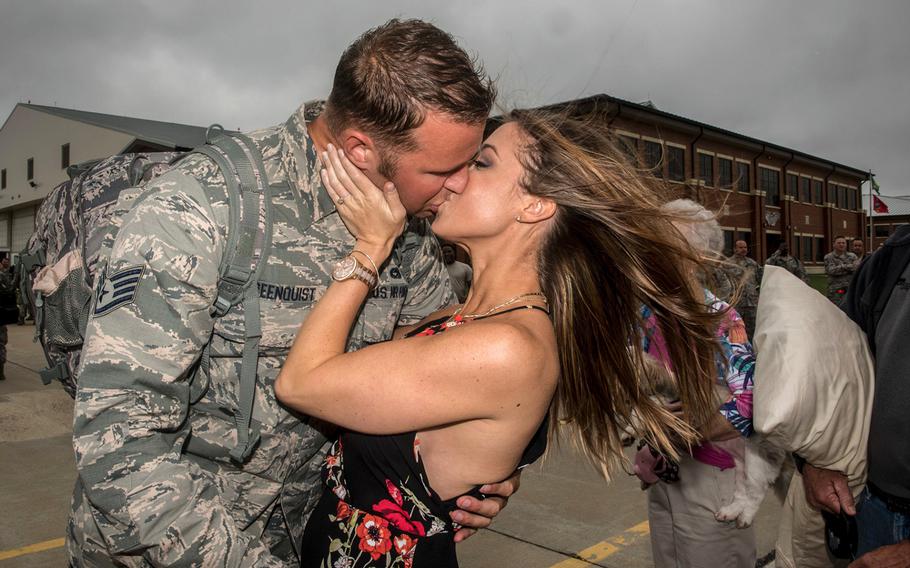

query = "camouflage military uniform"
725;254;763;340
765;251;808;283
824;250;858;306
709;265;736;304
67;101;455;567
0;269;12;369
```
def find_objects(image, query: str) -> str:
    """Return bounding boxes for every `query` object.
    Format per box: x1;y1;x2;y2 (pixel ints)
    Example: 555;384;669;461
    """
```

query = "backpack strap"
39;363;70;386
193;131;274;464
18;250;45;273
19;249;49;355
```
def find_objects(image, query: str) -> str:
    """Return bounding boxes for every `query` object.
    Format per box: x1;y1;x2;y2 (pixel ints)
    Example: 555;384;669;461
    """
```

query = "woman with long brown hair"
275;109;723;567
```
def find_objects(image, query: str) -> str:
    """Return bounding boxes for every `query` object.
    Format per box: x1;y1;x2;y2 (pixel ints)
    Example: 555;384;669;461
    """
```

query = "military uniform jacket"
765;252;808;282
824;251;858;292
0;269;13;295
71;101;454;566
725;255;762;308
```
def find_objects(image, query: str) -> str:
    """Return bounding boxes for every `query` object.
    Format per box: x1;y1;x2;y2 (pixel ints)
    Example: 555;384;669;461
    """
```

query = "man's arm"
799;463;855;515
849;540;910;568
73;164;284;567
0;272;13;294
797;260;809;282
451;474;521;543
752;259;763;292
827;254;854;277
825;253;838;276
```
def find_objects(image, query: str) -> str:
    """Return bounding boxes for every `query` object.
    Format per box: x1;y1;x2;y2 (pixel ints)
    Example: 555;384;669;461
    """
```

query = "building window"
718;158;733;189
827;184;837;205
759;167;780;206
802;236;812;262
1;168;5;190
736;162;750;192
848;188;857;211
643;140;663;178
723;230;735;257
813;180;824;204
787;173;798;199
737;229;752;251
800;177;811;202
840;186;848;209
61;143;70;169
699;153;714;186
814;237;825;262
875;225;891;238
668;146;685;181
618;135;638;162
27;157;34;180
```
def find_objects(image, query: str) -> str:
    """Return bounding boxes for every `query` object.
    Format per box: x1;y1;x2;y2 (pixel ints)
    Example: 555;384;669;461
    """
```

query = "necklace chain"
454;291;548;320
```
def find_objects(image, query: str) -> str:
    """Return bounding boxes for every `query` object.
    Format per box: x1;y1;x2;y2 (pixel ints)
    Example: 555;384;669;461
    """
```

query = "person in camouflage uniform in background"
726;240;762;340
765;241;808;283
68;19;511;567
0;255;12;380
824;235;859;307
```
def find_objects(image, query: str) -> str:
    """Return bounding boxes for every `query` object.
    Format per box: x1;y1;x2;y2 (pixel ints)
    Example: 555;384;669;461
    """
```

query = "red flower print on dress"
373;499;427;536
356;514;392;560
385;479;403;506
372;479;427;536
393;534;416;556
336;500;352;521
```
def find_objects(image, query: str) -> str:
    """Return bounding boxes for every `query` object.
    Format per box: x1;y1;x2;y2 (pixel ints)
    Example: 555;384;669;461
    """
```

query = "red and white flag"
873;195;890;214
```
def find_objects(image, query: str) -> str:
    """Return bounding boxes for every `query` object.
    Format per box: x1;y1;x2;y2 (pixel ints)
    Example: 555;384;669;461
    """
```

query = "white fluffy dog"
637;355;792;528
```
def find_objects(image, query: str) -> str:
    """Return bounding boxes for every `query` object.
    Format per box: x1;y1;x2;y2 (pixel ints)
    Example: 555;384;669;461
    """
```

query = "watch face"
333;256;357;280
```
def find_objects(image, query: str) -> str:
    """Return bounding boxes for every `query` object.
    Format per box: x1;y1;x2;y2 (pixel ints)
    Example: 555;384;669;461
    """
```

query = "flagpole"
868;170;873;253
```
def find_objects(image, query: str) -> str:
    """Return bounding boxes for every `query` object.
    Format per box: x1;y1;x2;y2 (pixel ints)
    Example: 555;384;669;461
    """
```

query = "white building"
0;103;208;255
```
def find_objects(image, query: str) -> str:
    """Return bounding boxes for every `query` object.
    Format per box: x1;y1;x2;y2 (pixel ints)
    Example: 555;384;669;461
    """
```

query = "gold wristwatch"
332;254;378;289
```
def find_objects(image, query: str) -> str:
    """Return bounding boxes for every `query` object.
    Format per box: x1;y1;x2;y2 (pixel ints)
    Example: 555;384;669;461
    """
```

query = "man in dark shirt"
852;239;867;263
801;224;910;566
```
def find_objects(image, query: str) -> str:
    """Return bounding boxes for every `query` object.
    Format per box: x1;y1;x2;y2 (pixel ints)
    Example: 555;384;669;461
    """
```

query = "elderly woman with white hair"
637;199;758;567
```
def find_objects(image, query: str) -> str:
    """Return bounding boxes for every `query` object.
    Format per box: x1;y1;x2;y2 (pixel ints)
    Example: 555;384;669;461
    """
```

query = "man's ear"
519;197;557;224
339;128;378;170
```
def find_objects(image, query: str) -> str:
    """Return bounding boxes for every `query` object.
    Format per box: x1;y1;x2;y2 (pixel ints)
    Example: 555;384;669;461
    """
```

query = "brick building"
867;195;910;249
524;94;870;272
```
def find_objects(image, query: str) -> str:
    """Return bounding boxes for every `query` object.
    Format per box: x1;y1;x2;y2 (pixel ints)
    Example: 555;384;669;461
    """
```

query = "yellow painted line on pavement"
0;522;651;564
549;520;650;567
0;537;65;561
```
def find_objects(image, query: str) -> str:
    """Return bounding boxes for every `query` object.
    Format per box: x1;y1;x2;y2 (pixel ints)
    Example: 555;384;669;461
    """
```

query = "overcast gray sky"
2;0;907;195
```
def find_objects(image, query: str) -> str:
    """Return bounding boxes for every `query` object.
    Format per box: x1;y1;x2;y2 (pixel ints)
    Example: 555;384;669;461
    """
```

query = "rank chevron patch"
93;266;144;317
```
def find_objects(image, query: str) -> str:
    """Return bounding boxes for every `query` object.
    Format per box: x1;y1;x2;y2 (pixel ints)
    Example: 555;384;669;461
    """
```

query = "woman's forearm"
275;243;391;404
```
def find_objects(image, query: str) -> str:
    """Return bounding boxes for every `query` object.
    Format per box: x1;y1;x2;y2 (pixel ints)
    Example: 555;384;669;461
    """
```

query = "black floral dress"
300;309;549;568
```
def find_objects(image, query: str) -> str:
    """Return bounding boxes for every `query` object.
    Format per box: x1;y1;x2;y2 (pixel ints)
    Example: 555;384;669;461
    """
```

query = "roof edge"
540;94;871;179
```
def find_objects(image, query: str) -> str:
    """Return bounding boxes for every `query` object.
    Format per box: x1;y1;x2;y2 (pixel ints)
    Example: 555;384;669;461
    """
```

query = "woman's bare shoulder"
462;314;558;388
